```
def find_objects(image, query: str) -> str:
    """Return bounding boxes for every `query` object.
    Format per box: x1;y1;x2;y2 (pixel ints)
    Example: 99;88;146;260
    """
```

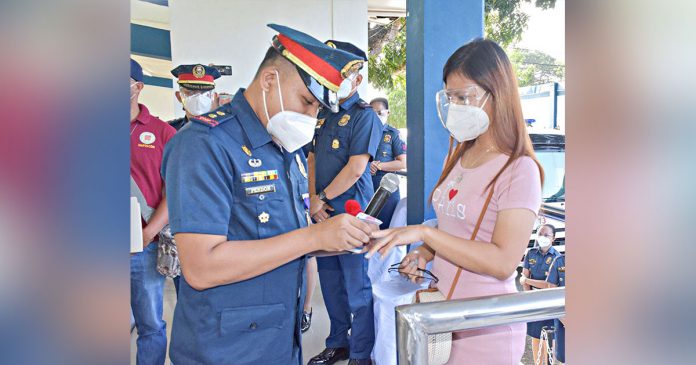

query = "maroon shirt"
130;104;176;228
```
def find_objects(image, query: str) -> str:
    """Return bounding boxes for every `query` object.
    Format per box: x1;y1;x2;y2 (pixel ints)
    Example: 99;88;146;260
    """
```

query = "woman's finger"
370;228;395;239
365;235;392;258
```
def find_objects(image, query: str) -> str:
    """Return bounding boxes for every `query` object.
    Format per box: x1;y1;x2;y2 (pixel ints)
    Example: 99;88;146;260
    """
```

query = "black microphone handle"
364;186;392;218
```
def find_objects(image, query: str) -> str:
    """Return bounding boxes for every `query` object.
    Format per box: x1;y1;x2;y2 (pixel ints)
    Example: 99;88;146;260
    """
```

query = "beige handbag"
413;185;495;365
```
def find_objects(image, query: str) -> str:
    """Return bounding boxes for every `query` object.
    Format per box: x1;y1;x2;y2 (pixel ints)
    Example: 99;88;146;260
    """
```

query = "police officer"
547;254;566;364
521;223;561;365
168;64;222;131
161;24;375;365
368;97;406;229
307;41;382;365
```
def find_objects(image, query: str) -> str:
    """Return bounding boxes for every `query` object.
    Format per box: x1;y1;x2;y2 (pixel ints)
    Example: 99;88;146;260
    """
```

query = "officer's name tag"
245;184;276;196
241;169;279;183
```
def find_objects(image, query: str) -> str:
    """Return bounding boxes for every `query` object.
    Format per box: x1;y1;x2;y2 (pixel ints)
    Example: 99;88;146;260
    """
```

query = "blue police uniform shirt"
547;254;566;287
372;123;406;184
310;92;382;212
161;89;309;365
523;246;560;282
547;255;566;362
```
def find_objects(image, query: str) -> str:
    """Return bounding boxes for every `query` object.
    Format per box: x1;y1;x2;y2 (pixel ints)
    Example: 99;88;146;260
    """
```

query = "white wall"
169;0;369;118
140;84;178;121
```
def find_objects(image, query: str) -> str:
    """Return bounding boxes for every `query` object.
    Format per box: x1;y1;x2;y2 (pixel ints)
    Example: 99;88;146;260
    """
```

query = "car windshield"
536;150;565;202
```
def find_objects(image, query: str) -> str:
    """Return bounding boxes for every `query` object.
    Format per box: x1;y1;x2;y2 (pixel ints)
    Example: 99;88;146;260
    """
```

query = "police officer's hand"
398;251;429;283
370;161;381;175
310;195;333;222
310;214;374;251
142;227;157;248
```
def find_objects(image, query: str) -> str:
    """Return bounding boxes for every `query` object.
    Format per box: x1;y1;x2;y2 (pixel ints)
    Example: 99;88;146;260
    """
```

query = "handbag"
412;185;495;365
157;224;181;278
130;175;180;278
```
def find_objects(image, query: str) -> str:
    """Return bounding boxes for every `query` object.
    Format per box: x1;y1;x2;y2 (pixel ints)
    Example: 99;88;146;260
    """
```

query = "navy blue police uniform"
547;255;566;363
160;24;364;365
524;246;561;338
372;123;406;228
162;92;311;365
168;64;221;131
310;90;382;359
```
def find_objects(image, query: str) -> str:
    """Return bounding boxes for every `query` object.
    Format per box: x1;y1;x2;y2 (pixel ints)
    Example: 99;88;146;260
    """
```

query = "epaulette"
190;105;234;128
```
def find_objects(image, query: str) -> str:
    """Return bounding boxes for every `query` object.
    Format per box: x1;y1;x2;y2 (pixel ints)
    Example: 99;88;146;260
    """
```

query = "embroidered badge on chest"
338;114;350;127
546;256;552;264
258;211;270;224
384;134;392;143
139;132;156;145
332;139;340;149
248;158;262;168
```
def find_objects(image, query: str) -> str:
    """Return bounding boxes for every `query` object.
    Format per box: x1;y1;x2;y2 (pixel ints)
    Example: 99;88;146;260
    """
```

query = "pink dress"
431;154;541;365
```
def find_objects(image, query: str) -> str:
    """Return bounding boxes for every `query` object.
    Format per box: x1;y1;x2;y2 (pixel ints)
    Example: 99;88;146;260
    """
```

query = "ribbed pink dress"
430;154;541;365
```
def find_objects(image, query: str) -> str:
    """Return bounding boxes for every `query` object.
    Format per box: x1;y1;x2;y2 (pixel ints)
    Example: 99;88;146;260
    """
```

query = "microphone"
344;199;362;217
364;173;400;218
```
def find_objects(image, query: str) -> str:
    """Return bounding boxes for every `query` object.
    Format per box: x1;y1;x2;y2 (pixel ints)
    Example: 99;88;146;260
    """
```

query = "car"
519;129;566;267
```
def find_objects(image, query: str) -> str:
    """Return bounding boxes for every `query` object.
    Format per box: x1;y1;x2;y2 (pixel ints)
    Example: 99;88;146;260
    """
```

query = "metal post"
395;287;565;365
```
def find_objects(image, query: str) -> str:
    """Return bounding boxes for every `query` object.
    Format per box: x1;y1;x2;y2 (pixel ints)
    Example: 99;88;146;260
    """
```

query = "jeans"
131;242;167;365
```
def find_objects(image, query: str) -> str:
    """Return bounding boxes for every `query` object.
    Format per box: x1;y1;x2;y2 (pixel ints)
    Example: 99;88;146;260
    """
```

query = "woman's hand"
366;225;428;259
398;251;430;283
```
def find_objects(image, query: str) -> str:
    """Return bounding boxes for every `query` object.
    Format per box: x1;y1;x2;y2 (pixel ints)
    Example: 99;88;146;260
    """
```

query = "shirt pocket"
326;128;350;154
255;194;292;239
219;303;292;363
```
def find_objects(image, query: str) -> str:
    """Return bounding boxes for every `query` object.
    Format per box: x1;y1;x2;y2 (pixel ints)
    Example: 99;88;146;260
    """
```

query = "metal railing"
395;287;565;364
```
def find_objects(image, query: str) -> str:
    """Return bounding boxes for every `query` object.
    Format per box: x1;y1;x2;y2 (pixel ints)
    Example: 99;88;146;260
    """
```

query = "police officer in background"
368;97;406;229
547;254;566;364
161;24;375;365
168;64;221;131
307;41;382;365
521;223;561;365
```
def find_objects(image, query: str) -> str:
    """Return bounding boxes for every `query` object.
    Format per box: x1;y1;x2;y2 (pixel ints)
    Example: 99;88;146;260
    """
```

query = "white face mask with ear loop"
182;92;213;116
263;70;317;153
441;92;491;142
537;235;552;249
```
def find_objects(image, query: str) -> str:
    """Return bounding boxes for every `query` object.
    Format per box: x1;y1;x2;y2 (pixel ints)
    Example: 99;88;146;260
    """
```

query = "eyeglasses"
436;84;488;106
388;263;439;283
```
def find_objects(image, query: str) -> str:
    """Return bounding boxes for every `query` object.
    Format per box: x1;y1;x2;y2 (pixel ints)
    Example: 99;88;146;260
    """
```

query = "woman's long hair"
430;39;544;204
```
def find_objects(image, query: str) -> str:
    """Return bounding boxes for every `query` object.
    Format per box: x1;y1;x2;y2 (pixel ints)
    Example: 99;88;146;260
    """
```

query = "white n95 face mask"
183;92;213;116
537;236;552;249
436;90;491;142
263;70;317;152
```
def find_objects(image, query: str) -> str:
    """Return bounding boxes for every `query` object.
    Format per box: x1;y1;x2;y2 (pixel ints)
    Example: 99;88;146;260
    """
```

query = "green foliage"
509;48;565;87
367;0;559;128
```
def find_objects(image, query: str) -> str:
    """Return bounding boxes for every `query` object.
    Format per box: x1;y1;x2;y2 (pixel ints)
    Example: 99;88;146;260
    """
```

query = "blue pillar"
406;0;484;224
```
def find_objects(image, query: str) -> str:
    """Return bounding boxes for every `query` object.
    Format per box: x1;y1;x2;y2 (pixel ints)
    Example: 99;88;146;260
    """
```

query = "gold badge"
384;134;392;143
326;41;336;49
559;266;565;272
316;119;325;128
295;154;308;179
216;111;225;116
529;258;537;265
332;139;340;149
258;211;270;224
546;257;552;264
208;113;217;118
193;64;206;78
338;114;350;126
242;145;252;157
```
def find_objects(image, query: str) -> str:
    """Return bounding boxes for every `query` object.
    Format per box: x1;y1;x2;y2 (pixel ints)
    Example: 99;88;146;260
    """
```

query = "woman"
521;224;560;365
367;39;543;364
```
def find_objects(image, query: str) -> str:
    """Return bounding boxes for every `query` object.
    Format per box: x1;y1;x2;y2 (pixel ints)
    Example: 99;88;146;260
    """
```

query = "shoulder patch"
190;105;235;128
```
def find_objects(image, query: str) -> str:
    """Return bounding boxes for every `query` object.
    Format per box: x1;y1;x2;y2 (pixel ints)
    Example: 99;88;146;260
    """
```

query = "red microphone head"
344;199;362;216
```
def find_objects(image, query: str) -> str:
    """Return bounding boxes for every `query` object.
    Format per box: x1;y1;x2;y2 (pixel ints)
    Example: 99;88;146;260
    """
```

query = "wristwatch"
318;190;329;204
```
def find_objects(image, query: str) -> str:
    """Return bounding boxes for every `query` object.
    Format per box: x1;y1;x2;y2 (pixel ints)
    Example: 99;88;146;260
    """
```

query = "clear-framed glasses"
388;263;439;283
436;84;488;127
